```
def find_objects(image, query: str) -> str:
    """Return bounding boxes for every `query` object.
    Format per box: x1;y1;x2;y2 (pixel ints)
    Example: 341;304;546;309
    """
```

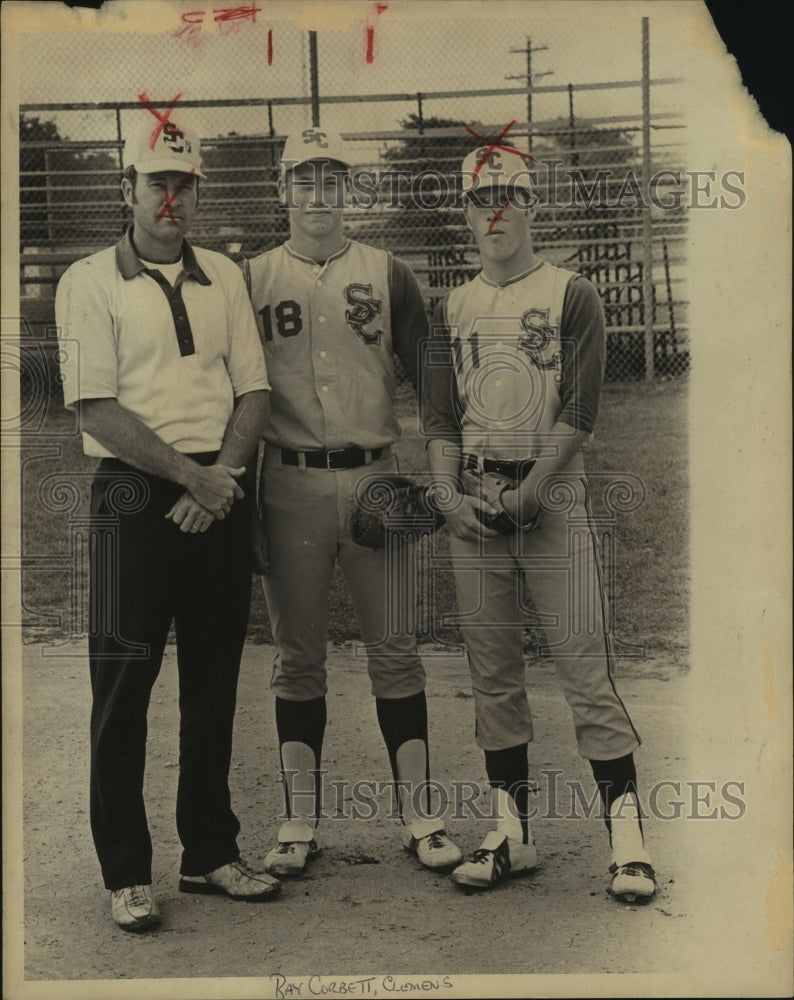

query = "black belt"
279;446;385;470
463;453;536;479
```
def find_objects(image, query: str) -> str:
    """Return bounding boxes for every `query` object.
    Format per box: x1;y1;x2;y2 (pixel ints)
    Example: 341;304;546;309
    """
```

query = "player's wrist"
177;458;203;494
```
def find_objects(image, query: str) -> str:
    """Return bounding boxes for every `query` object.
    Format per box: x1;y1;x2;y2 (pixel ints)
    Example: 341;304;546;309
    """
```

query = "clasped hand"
165;464;245;534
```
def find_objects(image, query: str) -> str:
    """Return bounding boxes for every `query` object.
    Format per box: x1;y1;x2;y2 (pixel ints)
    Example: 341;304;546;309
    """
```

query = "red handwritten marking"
214;3;260;35
179;9;205;24
267;27;273;65
464;119;537;178
174;5;263;46
172;9;204;47
213;2;261;21
366;2;387;64
487;200;510;233
138;92;183;150
155;171;197;225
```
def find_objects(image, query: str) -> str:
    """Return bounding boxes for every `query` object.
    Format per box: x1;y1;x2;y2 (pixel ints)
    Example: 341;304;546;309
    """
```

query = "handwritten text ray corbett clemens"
271;973;455;997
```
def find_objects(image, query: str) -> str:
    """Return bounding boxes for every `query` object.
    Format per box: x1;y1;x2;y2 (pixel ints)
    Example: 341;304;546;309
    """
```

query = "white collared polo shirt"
56;230;269;457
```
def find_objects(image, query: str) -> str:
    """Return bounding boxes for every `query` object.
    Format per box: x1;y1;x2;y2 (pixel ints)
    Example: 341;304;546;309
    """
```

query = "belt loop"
297;451;307;472
364;449;373;466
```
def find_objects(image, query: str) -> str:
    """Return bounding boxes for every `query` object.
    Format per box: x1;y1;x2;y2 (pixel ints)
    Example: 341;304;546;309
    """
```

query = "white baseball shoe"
609;861;657;902
451;830;539;890
179;858;282;900
264;820;320;877
110;884;161;932
401;818;463;871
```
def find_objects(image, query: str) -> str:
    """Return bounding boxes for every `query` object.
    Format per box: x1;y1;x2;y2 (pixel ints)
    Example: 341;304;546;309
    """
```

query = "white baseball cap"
461;146;534;197
280;128;351;172
123;118;206;179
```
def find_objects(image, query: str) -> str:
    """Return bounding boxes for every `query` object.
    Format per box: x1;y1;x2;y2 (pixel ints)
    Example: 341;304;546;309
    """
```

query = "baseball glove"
461;468;540;535
351;474;445;550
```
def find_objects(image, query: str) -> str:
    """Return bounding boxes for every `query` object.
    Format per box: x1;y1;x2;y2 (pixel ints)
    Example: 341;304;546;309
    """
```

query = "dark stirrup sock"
484;744;531;844
375;691;430;816
589;753;641;837
275;696;327;819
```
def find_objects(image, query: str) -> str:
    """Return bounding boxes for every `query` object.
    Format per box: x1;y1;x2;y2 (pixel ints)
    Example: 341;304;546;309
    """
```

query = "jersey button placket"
310;282;330;414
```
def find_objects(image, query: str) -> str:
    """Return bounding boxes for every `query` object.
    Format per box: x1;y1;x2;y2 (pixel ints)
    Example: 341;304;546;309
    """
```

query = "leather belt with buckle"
463;453;536;480
279;446;385;470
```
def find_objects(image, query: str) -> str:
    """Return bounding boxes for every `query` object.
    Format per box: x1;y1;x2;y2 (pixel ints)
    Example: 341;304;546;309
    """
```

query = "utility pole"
308;31;320;127
506;37;553;140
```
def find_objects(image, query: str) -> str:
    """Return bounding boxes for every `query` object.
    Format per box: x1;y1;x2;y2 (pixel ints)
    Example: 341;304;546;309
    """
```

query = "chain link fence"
19;19;688;387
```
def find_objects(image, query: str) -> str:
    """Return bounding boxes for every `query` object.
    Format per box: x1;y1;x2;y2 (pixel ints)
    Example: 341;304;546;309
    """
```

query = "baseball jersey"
246;239;426;451
56;229;269;457
422;261;605;464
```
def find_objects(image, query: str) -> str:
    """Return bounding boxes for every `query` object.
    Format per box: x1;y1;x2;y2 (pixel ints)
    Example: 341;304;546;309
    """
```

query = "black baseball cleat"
609;861;657;902
451;830;538;890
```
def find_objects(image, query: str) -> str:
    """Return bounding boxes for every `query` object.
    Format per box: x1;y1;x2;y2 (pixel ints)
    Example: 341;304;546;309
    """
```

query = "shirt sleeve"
54;259;120;411
420;296;462;445
388;254;428;395
223;258;270;398
557;274;606;433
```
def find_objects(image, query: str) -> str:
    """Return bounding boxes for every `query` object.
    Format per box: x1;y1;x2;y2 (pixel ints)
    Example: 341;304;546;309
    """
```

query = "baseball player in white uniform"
245;128;462;878
422;146;656;901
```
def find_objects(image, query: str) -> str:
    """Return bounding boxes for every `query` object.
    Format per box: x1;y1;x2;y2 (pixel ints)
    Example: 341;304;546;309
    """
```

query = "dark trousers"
88;457;252;890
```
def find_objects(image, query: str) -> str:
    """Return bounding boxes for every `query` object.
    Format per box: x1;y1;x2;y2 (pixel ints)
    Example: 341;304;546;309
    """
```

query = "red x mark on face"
464;119;537;178
487;200;510;233
155;171;196;225
137;91;184;150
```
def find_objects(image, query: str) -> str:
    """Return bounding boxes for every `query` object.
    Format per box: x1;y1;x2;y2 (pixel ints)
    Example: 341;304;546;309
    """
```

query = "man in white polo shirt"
55;115;275;932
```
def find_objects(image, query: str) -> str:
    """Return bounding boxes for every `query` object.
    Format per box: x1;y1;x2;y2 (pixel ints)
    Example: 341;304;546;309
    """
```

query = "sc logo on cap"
302;128;329;148
476;146;502;171
162;122;191;154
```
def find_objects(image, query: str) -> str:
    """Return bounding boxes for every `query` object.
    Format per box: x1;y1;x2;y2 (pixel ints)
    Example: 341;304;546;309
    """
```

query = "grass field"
18;378;688;668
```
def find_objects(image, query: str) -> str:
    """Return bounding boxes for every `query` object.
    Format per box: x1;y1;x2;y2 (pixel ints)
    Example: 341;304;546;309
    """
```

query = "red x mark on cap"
465;119;537;178
138;91;184;150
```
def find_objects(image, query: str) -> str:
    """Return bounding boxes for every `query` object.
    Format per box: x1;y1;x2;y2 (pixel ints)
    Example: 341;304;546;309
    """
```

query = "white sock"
395;738;430;824
280;740;319;831
492;787;527;844
609;791;652;866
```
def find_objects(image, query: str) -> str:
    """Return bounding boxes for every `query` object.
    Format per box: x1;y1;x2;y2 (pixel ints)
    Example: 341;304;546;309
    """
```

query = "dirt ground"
14;634;704;998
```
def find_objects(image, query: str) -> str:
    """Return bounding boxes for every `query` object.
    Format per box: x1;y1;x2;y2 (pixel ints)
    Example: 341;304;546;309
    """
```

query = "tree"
20;113;119;248
381;113;470;169
350;115;472;256
19;115;63;245
198;132;287;256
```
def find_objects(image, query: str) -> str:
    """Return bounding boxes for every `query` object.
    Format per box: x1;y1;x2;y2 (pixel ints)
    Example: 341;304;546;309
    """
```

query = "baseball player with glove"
244;128;461;878
421;145;656;902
